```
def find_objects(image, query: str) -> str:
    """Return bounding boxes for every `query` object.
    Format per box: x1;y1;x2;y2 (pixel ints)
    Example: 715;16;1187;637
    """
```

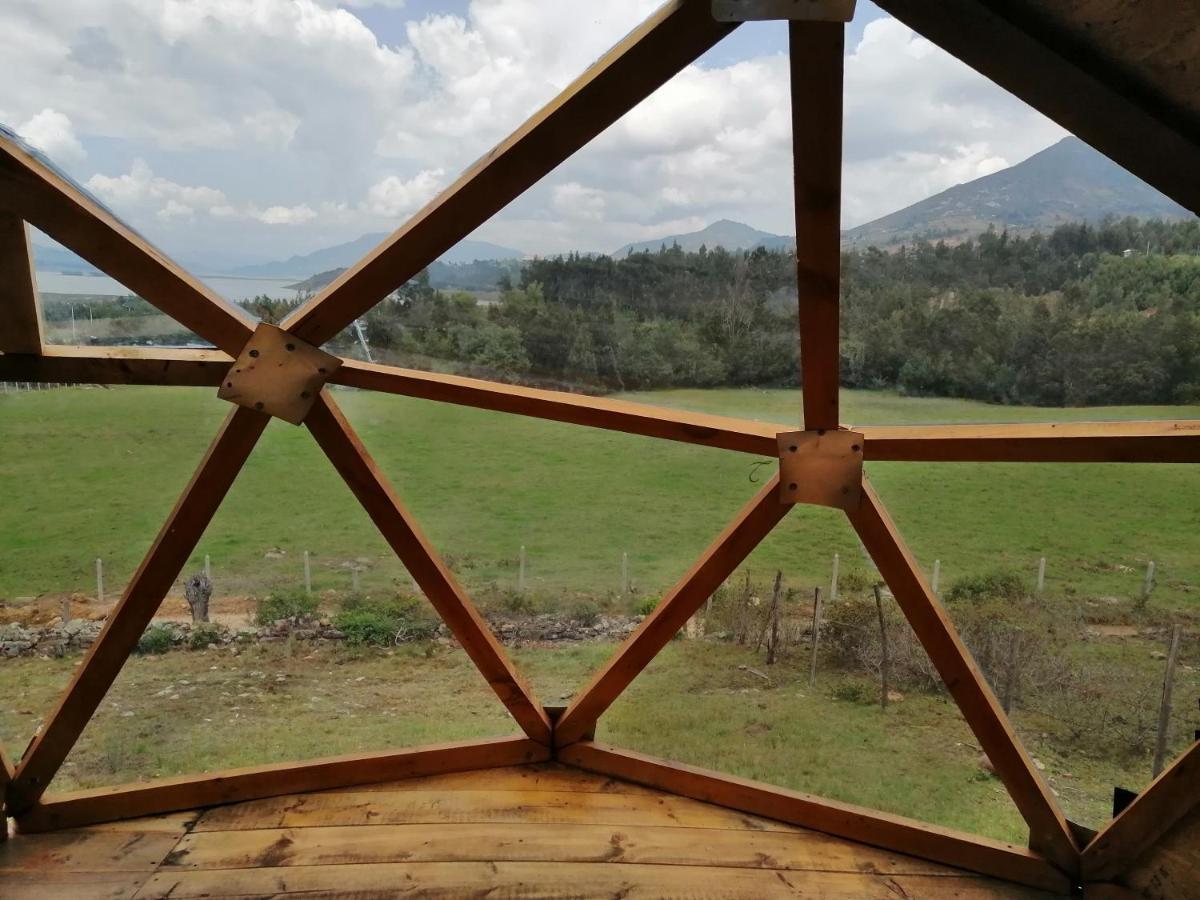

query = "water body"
36;271;301;303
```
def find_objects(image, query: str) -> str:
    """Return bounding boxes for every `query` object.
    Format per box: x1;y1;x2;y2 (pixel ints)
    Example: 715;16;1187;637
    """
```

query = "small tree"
184;571;212;623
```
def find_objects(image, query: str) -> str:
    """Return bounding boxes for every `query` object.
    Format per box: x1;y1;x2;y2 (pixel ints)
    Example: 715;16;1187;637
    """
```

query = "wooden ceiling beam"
6;407;270;812
0;215;43;354
554;477;791;747
847;479;1079;876
0;345;232;386
281;0;737;346
0;135;254;355
561;740;1073;895
304;392;553;745
873;0;1200;215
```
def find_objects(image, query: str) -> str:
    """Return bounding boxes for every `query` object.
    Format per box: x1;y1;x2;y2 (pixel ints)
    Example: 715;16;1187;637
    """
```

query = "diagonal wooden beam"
335;359;779;455
0;134;254;355
561;740;1073;895
0;215;43;353
281;0;738;346
304;391;553;745
554;477;790;747
859;421;1200;463
873;0;1200;216
16;736;549;833
1082;740;1200;882
791;20;845;431
6;407;270;812
1;741;12;841
847;479;1079;876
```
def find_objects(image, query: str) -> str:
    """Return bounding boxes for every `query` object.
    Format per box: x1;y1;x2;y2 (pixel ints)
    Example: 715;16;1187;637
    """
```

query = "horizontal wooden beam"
0;215;43;353
335;360;779;455
560;741;1072;895
555;477;790;747
0;135;254;355
282;0;737;346
859;421;1200;463
8;407;269;812
1082;740;1200;882
873;0;1200;216
0;345;232;386
17;736;548;833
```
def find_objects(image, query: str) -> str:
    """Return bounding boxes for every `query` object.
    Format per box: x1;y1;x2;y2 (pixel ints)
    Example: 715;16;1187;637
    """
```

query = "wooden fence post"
1036;557;1045;594
931;559;940;597
204;554;211;581
303;550;312;596
874;583;889;710
829;552;840;602
621;551;629;594
518;545;526;593
95;557;104;604
1143;560;1156;603
1152;624;1183;776
766;571;783;665
809;586;823;688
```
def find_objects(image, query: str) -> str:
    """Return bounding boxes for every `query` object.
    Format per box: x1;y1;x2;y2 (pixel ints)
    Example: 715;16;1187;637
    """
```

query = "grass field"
2;384;1199;609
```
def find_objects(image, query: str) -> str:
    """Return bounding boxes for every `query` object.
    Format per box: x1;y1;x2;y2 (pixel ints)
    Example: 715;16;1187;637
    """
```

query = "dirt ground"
0;594;259;628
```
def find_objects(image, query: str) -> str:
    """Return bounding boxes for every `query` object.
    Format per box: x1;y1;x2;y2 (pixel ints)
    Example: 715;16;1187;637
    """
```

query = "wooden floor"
0;763;1058;899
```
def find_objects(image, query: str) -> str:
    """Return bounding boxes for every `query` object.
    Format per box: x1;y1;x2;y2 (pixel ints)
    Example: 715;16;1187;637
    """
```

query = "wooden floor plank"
192;787;798;833
136;860;1054;899
316;763;659;796
0;828;181;872
163;821;968;876
0;869;148;900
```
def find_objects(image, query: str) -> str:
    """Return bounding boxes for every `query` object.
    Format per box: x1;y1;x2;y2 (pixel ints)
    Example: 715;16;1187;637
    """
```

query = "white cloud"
254;204;318;225
363;169;445;218
18;108;86;164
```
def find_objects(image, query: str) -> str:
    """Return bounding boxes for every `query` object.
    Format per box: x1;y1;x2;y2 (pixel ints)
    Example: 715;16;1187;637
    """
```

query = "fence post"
204;554;212;581
874;584;889;710
518;545;526;593
931;559;941;597
809;587;823;688
61;597;71;625
829;552;840;602
1152;624;1183;776
621;551;629;594
1143;561;1156;603
1036;557;1046;594
95;557;104;604
303;550;312;596
351;567;361;593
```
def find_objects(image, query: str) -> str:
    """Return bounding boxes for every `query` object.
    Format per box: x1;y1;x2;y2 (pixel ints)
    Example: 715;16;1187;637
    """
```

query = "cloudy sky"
0;0;1067;270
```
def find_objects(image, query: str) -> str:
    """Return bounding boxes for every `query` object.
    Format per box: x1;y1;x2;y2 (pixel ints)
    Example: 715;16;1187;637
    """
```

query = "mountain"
30;241;100;275
234;233;524;278
843;136;1193;248
615;219;793;256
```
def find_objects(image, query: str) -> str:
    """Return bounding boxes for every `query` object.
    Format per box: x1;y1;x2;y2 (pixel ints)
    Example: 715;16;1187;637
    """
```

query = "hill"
843;136;1192;248
234;233;524;279
615;219;793;256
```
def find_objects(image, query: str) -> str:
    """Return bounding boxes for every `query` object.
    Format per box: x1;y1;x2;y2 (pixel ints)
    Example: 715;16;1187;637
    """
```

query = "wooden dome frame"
1;1;1198;895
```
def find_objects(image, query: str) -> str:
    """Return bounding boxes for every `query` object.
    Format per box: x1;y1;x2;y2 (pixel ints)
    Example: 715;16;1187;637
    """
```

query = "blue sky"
0;1;1064;269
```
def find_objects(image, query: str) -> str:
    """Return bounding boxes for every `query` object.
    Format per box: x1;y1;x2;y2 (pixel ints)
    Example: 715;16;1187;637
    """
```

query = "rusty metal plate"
713;0;856;23
217;323;341;425
777;429;864;511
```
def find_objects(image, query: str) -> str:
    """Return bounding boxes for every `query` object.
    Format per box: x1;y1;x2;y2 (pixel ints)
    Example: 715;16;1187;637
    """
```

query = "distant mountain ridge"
233;233;524;279
843;136;1192;248
615;219;793;256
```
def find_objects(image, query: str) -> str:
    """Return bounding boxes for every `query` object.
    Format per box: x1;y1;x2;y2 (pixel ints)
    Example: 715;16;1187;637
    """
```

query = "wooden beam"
790;21;844;431
872;0;1200;215
560;741;1073;895
304;392;553;745
847;479;1079;876
0;135;254;355
554;478;791;747
859;420;1200;463
0;215;43;353
0;345;232;386
1;741;12;841
335;360;779;455
1082;740;1200;882
281;0;737;346
17;736;549;833
7;407;270;812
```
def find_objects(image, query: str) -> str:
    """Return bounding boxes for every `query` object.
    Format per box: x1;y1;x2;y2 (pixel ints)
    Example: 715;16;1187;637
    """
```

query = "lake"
36;271;301;302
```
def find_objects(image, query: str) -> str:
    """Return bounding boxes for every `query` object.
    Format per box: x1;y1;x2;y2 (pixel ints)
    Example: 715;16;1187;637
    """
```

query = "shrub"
631;595;658;617
136;624;174;655
333;593;438;646
567;599;601;626
946;570;1026;604
499;590;542;615
188;623;223;650
255;589;320;625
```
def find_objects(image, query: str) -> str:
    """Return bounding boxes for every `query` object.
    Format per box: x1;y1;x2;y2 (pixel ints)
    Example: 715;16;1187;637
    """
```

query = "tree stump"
184;571;213;623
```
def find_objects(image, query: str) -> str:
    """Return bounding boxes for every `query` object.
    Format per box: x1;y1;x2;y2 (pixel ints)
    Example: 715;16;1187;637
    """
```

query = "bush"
136;624;174;655
333;594;438;646
188;623;223;650
946;570;1026;604
498;590;543;615
255;589;320;625
567;599;601;626
631;595;658;617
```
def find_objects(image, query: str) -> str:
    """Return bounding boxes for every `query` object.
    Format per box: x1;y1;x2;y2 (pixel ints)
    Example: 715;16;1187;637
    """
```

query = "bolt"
249;349;260;358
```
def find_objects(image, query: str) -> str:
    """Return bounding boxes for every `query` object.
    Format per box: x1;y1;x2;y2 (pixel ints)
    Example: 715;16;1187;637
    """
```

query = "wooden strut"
554;476;791;747
1082;739;1200;882
846;479;1080;877
1;741;13;840
791;20;845;432
0;214;43;353
16;736;549;834
560;740;1073;895
304;392;553;745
